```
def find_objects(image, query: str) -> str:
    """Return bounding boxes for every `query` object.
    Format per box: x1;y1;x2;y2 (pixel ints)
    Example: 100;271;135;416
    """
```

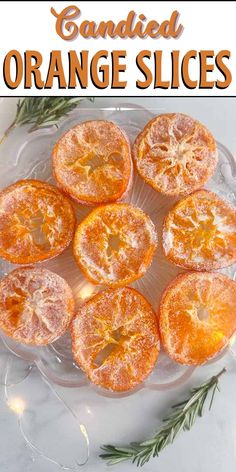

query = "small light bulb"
86;406;92;415
7;397;25;416
80;424;89;446
79;284;95;300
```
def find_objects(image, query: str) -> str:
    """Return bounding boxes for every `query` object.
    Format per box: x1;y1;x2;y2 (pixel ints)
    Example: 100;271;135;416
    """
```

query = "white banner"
0;1;235;96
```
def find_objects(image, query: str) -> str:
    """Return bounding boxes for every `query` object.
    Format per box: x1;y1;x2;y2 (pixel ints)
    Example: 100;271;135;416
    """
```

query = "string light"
2;353;90;470
79;283;96;300
7;397;25;416
86;406;92;415
80;424;90;448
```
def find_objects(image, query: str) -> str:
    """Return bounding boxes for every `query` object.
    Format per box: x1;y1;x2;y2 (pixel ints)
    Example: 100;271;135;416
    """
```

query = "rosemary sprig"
0;97;94;143
100;367;226;467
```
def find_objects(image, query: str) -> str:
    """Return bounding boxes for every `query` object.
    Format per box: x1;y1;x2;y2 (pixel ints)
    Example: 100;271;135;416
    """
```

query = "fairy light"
3;364;90;469
80;424;90;448
79;283;96;300
7;397;26;416
86;406;92;415
6;390;90;470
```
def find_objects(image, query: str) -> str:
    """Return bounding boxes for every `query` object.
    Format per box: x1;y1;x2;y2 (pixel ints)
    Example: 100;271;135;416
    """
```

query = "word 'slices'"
136;50;231;90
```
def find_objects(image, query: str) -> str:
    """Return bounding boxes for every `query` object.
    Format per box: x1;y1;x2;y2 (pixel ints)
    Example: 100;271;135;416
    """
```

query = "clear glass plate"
0;103;235;397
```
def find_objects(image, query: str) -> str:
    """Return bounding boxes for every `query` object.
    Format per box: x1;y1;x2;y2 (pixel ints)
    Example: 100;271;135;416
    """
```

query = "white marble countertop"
0;97;236;472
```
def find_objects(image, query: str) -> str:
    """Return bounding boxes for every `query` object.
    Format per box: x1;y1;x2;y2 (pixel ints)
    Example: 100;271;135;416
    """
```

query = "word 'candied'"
51;6;183;41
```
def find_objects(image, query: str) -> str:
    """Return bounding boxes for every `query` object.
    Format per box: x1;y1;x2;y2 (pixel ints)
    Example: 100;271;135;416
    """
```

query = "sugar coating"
0;180;75;264
163;190;236;270
159;272;236;365
73;203;158;286
52;120;132;204
0;266;74;345
132;113;218;196
71;287;160;391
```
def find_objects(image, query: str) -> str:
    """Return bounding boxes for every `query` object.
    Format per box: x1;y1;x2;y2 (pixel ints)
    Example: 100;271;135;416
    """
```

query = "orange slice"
52;120;132;205
0;179;75;264
163;190;236;270
71;287;160;391
132;113;218;196
73;203;157;287
159;272;236;365
0;267;75;345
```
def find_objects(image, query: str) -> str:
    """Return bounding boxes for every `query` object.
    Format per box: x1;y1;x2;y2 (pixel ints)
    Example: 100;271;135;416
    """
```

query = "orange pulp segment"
71;287;160;391
0;266;75;345
163;190;236;270
132;113;218;196
159;272;236;365
0;179;75;264
52;120;132;205
73;203;157;287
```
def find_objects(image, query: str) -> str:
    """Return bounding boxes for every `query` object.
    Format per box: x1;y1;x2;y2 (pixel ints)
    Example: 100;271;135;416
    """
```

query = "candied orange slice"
52;120;132;205
0;179;75;264
71;287;160;391
159;272;236;365
132;113;218;196
0;267;75;345
163;190;236;270
73;203;157;287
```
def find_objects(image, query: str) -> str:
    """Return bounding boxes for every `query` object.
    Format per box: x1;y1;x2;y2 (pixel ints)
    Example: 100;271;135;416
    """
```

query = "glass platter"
0;103;235;398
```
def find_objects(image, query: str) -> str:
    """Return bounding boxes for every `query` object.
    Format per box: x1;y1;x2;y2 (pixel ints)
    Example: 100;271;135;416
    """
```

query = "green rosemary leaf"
172;415;186;437
209;382;219;410
139;439;156;447
198;391;208;417
100;367;226;467
0;97;94;143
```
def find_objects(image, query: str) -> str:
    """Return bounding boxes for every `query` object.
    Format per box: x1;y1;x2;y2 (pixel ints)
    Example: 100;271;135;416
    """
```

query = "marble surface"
0;97;236;472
